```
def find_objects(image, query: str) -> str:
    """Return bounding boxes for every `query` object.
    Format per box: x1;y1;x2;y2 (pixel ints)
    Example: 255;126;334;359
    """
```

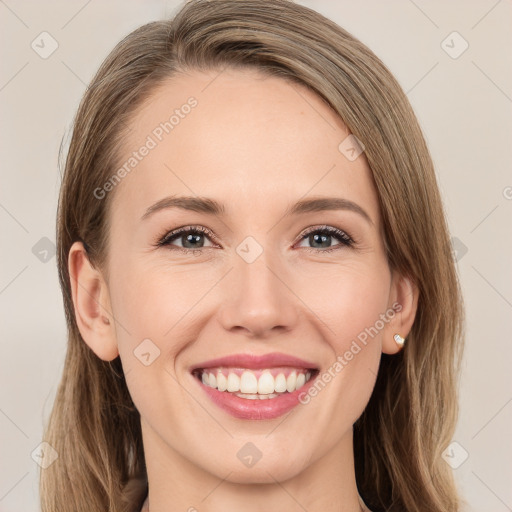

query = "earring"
393;333;405;348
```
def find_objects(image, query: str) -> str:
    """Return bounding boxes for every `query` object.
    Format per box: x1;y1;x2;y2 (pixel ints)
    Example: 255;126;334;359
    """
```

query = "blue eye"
296;225;354;253
156;224;354;254
156;225;216;253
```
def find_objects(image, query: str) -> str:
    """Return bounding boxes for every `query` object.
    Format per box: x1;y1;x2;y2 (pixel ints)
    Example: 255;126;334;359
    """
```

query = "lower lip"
193;372;318;420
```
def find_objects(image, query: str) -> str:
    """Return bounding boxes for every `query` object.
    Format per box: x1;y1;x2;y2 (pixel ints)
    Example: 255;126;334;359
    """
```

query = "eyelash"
154;224;355;255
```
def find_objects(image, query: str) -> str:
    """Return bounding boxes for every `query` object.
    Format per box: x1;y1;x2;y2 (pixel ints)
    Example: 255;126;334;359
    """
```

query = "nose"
218;250;299;338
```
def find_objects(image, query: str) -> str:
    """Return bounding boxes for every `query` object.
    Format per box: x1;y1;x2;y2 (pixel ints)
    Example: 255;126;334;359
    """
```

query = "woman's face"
77;68;413;485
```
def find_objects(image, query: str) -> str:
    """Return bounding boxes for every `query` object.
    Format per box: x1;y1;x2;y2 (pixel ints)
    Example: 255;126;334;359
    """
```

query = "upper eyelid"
300;225;352;238
160;225;219;244
297;226;354;247
159;224;354;246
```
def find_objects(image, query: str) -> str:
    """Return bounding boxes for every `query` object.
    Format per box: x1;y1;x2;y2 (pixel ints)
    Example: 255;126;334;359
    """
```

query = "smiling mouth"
192;367;319;399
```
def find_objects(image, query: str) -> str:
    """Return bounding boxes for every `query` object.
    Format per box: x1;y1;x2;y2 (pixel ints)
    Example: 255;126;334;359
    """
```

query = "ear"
382;270;419;355
68;241;119;361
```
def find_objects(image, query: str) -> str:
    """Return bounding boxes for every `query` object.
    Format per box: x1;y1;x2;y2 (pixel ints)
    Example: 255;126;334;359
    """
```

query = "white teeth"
240;371;258;394
257;371;275;394
199;368;314;396
235;392;279;400
227;372;240;392
286;371;297;393
216;372;227;392
236;393;258;400
274;373;287;393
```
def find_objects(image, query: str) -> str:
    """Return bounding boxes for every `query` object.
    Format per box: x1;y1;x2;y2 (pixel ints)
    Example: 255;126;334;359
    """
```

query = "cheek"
291;260;389;411
107;256;221;400
107;260;199;424
110;256;204;339
294;259;391;350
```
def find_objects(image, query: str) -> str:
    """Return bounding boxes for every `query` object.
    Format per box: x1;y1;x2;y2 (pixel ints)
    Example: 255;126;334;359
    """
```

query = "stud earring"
393;333;405;348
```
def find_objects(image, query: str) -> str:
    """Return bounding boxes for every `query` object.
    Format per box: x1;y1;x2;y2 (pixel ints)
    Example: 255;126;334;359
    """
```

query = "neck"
141;419;365;512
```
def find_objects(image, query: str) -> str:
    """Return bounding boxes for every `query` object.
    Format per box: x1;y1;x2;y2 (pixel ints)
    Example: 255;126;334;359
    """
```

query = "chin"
221;462;305;485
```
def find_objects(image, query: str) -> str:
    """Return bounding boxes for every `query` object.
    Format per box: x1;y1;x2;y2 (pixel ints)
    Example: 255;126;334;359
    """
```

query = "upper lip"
190;352;318;371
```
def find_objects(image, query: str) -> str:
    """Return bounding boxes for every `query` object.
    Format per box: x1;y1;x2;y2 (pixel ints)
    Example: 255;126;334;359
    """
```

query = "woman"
40;1;465;511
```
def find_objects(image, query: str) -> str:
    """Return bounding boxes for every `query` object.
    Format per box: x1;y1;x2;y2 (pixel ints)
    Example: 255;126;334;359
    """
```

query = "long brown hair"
40;1;465;510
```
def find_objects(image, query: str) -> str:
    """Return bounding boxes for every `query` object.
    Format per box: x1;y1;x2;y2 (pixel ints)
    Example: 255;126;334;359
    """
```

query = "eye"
296;225;354;253
155;225;218;254
155;224;355;255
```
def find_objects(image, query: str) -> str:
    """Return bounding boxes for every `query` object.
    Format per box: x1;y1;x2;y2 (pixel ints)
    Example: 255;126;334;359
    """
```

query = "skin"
69;68;418;512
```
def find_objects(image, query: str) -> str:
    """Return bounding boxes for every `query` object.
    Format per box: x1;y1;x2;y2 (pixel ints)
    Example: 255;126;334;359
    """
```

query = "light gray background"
1;1;511;510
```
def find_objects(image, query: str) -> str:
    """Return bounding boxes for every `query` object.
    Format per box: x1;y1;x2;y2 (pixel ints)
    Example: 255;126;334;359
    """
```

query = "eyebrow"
141;195;373;225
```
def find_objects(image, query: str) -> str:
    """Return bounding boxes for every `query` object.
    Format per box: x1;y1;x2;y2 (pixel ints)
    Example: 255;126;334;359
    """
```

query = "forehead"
109;68;380;225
